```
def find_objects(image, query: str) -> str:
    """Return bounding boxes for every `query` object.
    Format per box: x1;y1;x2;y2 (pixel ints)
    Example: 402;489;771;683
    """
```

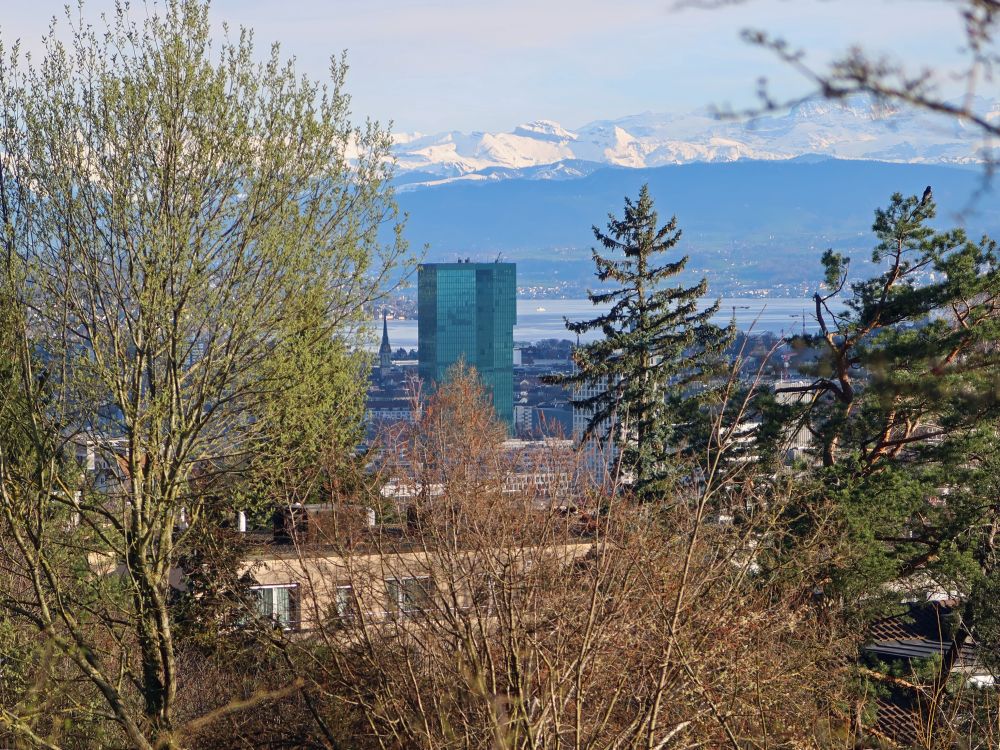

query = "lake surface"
372;297;830;351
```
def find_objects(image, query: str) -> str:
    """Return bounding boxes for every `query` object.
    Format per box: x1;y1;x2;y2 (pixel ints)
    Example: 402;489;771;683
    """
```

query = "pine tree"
545;185;732;499
772;189;1000;606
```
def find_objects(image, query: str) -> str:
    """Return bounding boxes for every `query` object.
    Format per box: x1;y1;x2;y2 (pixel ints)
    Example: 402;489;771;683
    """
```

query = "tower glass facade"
418;262;516;427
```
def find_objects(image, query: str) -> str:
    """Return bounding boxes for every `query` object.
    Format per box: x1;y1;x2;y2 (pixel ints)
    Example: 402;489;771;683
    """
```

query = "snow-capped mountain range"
392;96;999;189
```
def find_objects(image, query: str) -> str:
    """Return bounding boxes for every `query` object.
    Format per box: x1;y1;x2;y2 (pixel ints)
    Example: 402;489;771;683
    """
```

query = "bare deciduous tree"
260;366;858;750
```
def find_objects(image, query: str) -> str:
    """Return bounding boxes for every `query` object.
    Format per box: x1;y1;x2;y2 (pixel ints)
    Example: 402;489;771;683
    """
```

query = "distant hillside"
391;158;999;294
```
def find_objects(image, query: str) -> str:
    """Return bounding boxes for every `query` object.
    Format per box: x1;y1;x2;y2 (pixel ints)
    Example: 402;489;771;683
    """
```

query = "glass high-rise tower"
418;262;516;427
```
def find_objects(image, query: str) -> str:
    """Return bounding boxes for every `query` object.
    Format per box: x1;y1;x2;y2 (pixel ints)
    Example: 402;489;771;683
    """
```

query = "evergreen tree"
545;185;732;498
773;189;1000;605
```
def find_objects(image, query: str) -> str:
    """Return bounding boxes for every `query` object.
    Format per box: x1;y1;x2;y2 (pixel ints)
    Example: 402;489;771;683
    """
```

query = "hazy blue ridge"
387;159;999;292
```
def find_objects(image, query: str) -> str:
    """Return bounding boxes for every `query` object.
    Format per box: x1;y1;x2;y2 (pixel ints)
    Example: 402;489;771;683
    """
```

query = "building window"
251;584;300;631
386;576;433;618
333;584;354;622
468;573;497;614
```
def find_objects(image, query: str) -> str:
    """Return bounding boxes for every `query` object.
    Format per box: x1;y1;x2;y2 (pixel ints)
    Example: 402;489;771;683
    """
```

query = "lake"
371;297;830;351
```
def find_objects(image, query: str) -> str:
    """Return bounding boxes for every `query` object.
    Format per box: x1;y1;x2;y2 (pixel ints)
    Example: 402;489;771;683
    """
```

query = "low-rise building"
241;504;597;632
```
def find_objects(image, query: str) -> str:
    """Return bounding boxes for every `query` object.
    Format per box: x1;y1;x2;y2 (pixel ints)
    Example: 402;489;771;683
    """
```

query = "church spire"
378;308;392;376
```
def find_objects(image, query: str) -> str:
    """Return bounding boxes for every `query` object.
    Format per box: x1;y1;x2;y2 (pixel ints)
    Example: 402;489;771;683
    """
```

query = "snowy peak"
512;120;577;142
392;96;995;187
392;123;575;178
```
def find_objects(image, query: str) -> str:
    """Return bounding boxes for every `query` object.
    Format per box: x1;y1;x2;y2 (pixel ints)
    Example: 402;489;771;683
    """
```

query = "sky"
1;0;969;134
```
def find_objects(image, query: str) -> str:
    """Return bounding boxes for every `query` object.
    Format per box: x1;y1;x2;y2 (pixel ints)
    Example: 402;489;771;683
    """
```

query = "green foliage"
237;290;373;518
544;184;732;499
970;570;1000;670
777;189;1000;605
821;248;848;291
0;1;408;746
170;505;259;654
